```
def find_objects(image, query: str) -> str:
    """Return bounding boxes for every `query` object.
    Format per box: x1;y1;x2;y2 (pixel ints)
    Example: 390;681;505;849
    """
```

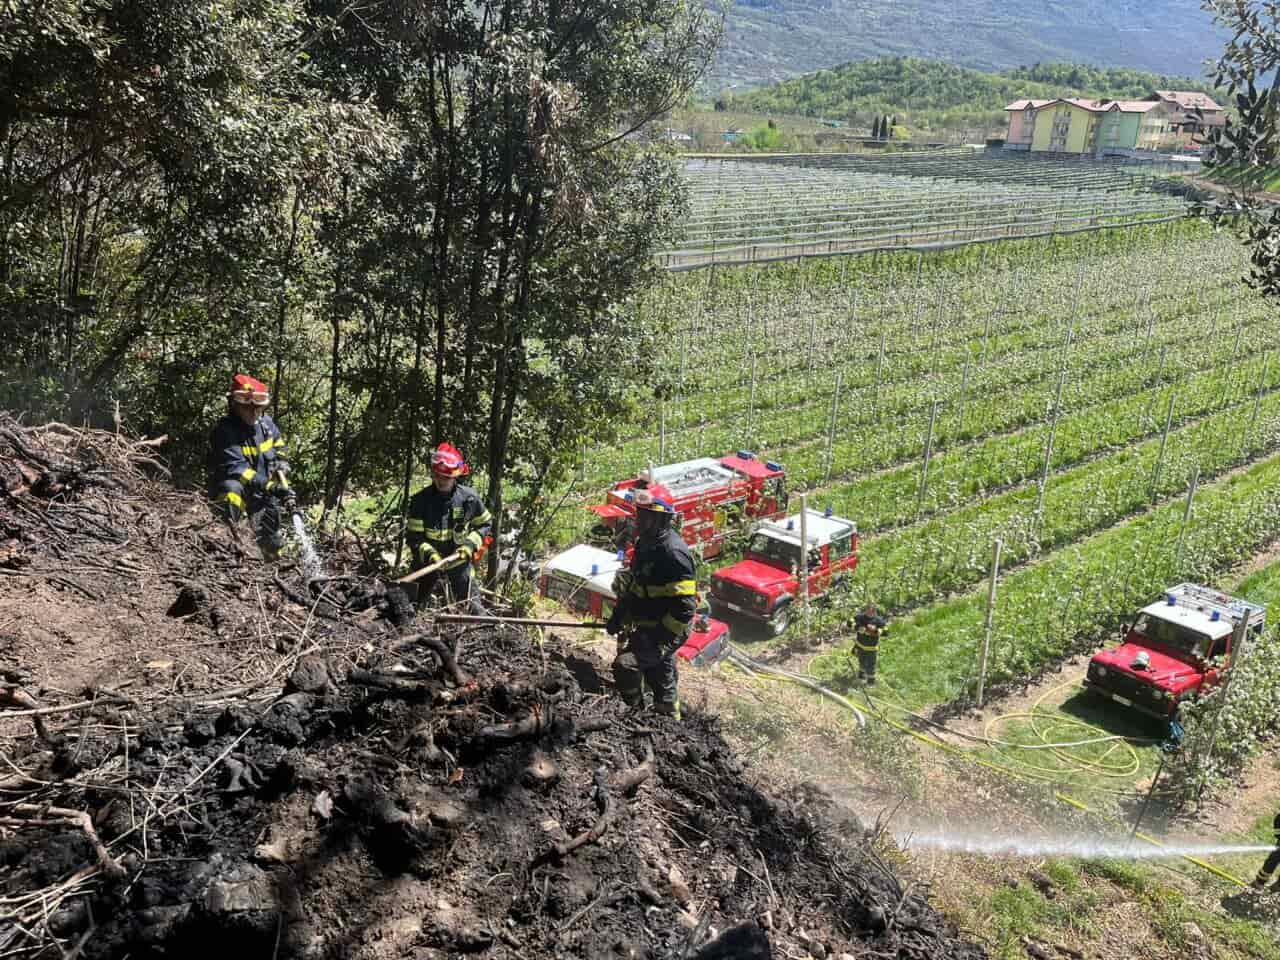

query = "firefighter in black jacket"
605;489;697;717
208;374;294;560
853;602;887;685
405;443;492;614
1253;812;1280;889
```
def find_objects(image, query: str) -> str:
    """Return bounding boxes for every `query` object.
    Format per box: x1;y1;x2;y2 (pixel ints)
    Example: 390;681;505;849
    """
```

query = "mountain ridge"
709;0;1226;90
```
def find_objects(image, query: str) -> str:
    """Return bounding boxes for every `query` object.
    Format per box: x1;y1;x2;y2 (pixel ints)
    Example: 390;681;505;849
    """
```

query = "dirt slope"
0;414;985;960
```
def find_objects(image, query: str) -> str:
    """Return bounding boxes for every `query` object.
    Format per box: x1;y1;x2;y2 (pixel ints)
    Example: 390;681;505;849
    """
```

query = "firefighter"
852;602;887;685
208;374;294;560
1252;812;1280;890
605;488;697;717
405;443;492;614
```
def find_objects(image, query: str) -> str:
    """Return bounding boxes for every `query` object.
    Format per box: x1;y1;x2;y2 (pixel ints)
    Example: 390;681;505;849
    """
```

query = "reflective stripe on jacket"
207;413;289;498
619;527;697;641
405;483;492;564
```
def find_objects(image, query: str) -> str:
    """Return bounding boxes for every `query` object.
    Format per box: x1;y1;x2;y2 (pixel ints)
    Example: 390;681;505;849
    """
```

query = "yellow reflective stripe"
221;491;245;509
421;527;451;540
261;437;276;452
240;468;257;482
854;640;879;652
661;613;690;636
406;518;425;532
646;579;697;598
471;509;492;527
241;445;258;456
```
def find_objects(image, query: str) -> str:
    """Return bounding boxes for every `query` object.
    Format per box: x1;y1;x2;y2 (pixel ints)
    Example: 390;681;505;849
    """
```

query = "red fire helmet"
430;442;469;478
228;374;270;407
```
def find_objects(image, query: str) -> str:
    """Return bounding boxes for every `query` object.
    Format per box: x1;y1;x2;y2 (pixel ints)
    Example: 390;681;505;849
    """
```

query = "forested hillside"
726;58;1223;134
710;0;1225;88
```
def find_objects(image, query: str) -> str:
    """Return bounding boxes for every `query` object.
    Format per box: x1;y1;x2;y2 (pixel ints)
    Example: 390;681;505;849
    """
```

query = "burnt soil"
0;414;985;960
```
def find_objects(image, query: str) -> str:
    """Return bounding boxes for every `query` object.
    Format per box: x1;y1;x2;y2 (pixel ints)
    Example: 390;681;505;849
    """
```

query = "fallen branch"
2;805;125;877
553;769;616;858
413;633;470;686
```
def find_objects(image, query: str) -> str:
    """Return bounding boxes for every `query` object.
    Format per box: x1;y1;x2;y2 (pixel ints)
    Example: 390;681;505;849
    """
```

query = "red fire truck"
708;509;860;636
1085;582;1266;719
588;452;787;559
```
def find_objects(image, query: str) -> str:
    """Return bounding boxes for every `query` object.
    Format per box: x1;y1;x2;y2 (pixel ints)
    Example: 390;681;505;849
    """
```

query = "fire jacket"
405;484;493;565
614;527;697;643
854;612;887;653
207;413;290;504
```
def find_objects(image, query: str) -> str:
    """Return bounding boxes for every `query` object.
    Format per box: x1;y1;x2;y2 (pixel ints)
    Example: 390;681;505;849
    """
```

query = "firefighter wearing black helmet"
1252;812;1280;889
605;488;697;718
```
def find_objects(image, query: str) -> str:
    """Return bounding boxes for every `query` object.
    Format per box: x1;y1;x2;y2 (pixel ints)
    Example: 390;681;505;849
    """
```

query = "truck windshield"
746;533;801;571
1133;614;1214;657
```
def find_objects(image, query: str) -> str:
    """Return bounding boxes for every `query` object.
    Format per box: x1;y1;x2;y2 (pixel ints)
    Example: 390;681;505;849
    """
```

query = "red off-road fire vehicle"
588;452;786;559
537;544;730;667
1084;582;1266;719
708;509;859;636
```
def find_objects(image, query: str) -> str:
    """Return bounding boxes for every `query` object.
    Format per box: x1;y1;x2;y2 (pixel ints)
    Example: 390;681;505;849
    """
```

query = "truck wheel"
770;602;792;637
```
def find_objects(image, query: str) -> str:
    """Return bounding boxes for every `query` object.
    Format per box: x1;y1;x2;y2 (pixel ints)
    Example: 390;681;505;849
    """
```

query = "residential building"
1030;99;1112;154
1147;90;1226;148
1003;99;1051;151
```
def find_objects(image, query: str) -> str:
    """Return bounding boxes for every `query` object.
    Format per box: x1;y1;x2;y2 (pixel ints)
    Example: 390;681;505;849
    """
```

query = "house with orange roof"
1146;90;1226;146
1003;99;1052;151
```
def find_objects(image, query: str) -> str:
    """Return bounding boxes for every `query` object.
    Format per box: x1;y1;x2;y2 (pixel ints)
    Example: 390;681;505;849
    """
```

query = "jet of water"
291;512;324;583
897;829;1272;861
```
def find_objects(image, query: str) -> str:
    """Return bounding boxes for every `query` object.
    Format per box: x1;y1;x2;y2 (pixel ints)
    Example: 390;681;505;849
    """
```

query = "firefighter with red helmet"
405;443;493;614
1252;812;1280;889
605;488;697;718
208;374;294;560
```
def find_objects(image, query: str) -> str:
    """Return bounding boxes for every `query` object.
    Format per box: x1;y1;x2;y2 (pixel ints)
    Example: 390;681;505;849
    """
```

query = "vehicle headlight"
1095;666;1107;678
754;593;769;609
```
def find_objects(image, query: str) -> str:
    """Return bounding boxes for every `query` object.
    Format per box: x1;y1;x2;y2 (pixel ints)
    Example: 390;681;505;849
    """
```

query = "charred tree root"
1;805;125;878
612;739;655;797
411;634;470;686
553;769;615;858
1;685;60;745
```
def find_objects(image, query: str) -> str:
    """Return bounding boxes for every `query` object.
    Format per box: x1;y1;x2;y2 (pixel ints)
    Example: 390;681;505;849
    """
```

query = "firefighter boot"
612;650;646;710
654;699;682;721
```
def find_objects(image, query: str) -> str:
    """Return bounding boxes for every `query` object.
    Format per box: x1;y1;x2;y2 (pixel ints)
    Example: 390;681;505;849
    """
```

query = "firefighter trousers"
613;631;679;713
1255;847;1280;887
855;641;878;684
212;479;284;558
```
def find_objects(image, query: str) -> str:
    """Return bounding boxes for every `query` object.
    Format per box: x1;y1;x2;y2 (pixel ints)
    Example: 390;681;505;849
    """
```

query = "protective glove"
605;606;626;636
416;543;443;567
440;550;468;571
245;471;268;494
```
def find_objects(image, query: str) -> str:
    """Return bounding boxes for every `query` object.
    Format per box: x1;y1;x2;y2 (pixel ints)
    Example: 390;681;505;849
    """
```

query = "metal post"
824;372;843;481
957;351;971;437
1034;333;1072;527
1247;352;1271;453
1152;343;1167;392
747;354;758;445
1197;614;1252;798
976;538;1004;709
1129;751;1167;839
980;312;992;366
1174;467;1200;568
873;327;886;422
917;400;940;517
798;493;810;628
1150;392;1176;501
659;401;666;462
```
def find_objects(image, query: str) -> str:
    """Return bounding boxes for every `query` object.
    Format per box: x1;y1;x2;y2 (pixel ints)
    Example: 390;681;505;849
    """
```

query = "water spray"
290;510;324;583
897;829;1271;862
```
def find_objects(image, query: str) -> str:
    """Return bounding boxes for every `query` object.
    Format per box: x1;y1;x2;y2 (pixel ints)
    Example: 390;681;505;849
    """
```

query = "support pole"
917;399;940;518
1174;467;1200;568
798;493;810;629
747;354;758;446
824;372;843;481
957;351;971;437
976;538;1004;710
1034;331;1072;528
873;327;886;422
1196;613;1252;799
1246;352;1271;455
1150;392;1176;501
1129;751;1167;840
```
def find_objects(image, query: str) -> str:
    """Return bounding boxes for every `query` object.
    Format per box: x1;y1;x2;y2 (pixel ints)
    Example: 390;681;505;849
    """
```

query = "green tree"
1201;0;1280;297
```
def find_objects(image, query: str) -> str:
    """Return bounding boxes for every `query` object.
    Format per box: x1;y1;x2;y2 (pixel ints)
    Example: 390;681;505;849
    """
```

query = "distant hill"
725;58;1224;134
710;0;1225;89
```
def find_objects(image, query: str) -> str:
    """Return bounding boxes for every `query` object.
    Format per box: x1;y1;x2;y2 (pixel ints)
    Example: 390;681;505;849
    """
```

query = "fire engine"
708;509;859;636
537;543;730;667
1085;583;1266;719
588;452;786;559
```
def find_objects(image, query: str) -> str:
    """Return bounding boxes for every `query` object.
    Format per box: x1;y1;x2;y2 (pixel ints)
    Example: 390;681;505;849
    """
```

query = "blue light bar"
590;563;599;576
786;519;795;530
736;450;756;460
766;460;783;472
824;506;833;517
